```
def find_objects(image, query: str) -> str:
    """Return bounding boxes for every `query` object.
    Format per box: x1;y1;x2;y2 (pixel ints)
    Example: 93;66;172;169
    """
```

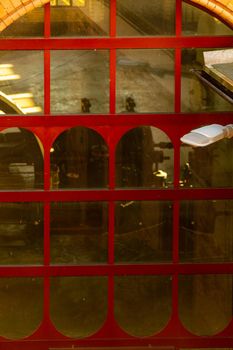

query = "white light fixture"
180;124;233;147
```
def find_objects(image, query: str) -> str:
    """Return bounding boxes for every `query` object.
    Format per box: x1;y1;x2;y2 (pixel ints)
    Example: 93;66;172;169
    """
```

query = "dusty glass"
182;3;232;36
116;49;174;113
50;127;108;189
51;50;109;114
180;200;233;262
51;0;109;37
116;0;175;36
50;276;108;338
0;278;43;339
0;51;44;115
116;126;174;188
115;201;173;262
179;274;232;335
115;275;172;337
0;128;44;189
51;202;108;264
180;138;233;188
0;203;43;265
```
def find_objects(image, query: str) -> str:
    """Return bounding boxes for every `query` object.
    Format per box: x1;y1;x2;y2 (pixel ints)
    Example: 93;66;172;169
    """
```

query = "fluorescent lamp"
181;124;233;147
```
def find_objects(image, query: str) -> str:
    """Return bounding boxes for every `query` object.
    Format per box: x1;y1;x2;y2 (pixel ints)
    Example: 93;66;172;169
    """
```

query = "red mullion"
44;2;51;38
176;0;182;37
110;49;116;114
110;0;117;37
175;48;181;113
44;3;51;115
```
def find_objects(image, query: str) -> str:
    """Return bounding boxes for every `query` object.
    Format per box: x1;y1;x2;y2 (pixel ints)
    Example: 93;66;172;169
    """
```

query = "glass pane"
182;3;232;36
115;201;173;262
0;128;44;189
180;200;233;262
0;203;43;265
51;0;109;37
0;7;44;38
116;126;173;188
179;275;232;335
0;51;44;115
51;50;109;114
50;127;108;189
180;138;233;188
50;277;108;338
51;202;108;264
115;276;172;337
181;48;233;112
116;0;175;36
0;278;43;339
116;49;174;113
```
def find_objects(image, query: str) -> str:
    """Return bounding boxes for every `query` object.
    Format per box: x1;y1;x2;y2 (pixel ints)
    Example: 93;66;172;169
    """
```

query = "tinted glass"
115;201;173;262
116;126;173;188
51;202;108;264
180;200;233;262
116;49;174;113
179;275;232;335
116;0;175;36
0;128;44;189
182;3;232;36
51;127;108;189
50;277;108;338
0;203;43;265
51;50;109;114
0;278;43;339
180;138;233;188
51;0;109;37
0;51;44;115
115;275;172;336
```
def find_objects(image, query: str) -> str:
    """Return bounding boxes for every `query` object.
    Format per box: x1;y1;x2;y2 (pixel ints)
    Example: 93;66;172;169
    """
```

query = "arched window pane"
51;0;109;37
51;202;108;264
0;203;43;265
115;201;173;262
0;7;44;38
0;128;43;189
116;0;175;36
51;127;109;189
182;3;232;36
180;138;233;188
51;50;109;114
0;278;43;339
116;49;174;113
0;51;44;115
115;276;172;337
116;126;173;188
180;200;233;262
50;277;108;338
179;275;232;335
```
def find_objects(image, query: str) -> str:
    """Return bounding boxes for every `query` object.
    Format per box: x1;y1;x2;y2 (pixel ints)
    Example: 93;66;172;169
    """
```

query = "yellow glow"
8;93;33;99
0;74;20;81
22;106;42;114
50;147;55;153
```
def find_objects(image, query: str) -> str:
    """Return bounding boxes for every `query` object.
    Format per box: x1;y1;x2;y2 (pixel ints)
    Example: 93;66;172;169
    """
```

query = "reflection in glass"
180;138;233;188
116;49;174;113
51;0;109;37
51;202;108;264
115;275;172;337
0;7;44;38
51;50;109;114
116;0;175;36
50;277;108;338
0;128;43;189
181;48;233;112
180;200;233;262
51;127;108;189
182;3;232;36
115;201;173;262
0;203;43;265
0;51;44;114
116;126;173;188
179;275;232;335
0;278;43;339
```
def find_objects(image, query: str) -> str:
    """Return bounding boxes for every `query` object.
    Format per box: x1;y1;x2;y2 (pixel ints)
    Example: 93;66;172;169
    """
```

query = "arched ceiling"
0;0;232;32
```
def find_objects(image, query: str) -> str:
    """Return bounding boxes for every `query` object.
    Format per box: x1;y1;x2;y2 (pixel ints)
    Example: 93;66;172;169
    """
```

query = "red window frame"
0;1;232;349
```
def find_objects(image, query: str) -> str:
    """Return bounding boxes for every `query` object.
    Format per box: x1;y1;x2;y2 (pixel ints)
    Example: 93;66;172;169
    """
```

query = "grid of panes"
0;0;232;349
